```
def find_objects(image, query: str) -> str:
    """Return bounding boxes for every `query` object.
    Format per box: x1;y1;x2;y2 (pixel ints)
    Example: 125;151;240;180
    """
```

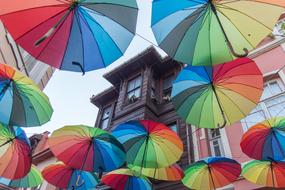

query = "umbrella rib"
216;88;251;121
216;85;261;105
77;8;108;67
14;84;50;125
81;2;138;10
0;4;68;17
35;9;73;65
166;5;209;56
217;81;263;92
11;7;68;41
219;0;285;8
59;9;76;70
75;10;85;73
78;8;124;55
80;4;136;35
217;3;274;31
12;83;32;126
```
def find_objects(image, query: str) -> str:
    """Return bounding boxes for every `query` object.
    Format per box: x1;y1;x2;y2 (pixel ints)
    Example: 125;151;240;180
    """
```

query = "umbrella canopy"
0;0;138;73
48;125;126;172
112;120;183;168
128;164;184;181
242;160;285;188
0;165;43;188
172;57;263;128
102;168;152;190
42;162;99;190
151;0;285;66
182;157;241;190
0;63;53;127
0;123;31;179
241;117;285;161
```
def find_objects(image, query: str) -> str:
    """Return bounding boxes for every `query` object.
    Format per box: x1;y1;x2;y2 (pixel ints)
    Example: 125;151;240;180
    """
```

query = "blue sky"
24;0;165;135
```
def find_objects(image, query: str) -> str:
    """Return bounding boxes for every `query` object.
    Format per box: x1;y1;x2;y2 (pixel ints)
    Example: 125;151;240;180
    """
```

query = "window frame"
161;73;175;103
100;105;112;130
241;77;285;131
125;74;142;104
208;129;225;157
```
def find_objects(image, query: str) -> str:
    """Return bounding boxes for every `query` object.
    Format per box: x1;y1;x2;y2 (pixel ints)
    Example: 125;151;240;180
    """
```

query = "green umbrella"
151;0;285;66
0;165;43;188
0;63;53;127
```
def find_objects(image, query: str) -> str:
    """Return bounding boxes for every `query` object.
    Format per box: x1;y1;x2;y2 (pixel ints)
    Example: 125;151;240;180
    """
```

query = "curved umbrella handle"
226;42;249;58
76;175;85;187
210;2;249;58
217;112;227;129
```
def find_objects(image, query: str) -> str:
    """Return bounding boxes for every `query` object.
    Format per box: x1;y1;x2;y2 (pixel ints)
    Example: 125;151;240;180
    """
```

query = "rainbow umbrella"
42;162;99;190
182;157;241;190
48;125;126;173
151;0;285;66
0;0;138;74
172;58;263;128
242;160;285;188
0;165;43;188
128;164;184;181
0;63;53;127
112;120;183;168
0;123;31;179
102;168;152;190
241;117;285;161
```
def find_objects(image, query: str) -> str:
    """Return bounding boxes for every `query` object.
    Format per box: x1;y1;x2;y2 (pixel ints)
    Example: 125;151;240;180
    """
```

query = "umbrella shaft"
211;84;227;128
0;138;15;147
209;2;248;57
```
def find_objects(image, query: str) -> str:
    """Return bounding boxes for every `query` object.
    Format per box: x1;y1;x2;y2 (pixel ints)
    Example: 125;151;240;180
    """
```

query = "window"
208;129;225;157
19;47;37;72
168;122;178;133
126;75;142;103
100;106;111;129
162;74;175;102
273;18;285;36
242;78;285;131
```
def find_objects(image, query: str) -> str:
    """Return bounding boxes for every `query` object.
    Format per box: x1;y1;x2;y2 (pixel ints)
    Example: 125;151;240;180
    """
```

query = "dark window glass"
100;106;111;129
162;74;175;98
126;75;142;102
168;122;178;133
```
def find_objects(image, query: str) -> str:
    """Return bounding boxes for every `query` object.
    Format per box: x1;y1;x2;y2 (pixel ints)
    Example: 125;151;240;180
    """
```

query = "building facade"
91;35;285;190
0;21;54;89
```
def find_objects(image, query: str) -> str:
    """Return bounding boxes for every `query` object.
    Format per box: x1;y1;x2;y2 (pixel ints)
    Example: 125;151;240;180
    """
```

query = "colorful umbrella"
48;125;126;172
0;165;43;188
172;58;263;128
128;164;184;181
241;117;285;161
102;168;152;190
182;157;241;190
112;120;183;168
42;162;99;190
242;160;285;188
0;123;31;179
0;1;138;73
151;0;285;66
0;63;53;127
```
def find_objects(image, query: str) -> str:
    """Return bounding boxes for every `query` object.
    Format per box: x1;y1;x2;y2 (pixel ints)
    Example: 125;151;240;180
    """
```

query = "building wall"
0;21;54;89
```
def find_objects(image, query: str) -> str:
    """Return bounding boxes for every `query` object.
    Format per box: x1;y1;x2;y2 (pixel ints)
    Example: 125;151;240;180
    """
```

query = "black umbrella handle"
210;3;249;58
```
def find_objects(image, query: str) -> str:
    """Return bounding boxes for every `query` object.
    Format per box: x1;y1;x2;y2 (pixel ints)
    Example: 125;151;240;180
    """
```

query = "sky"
24;0;164;135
